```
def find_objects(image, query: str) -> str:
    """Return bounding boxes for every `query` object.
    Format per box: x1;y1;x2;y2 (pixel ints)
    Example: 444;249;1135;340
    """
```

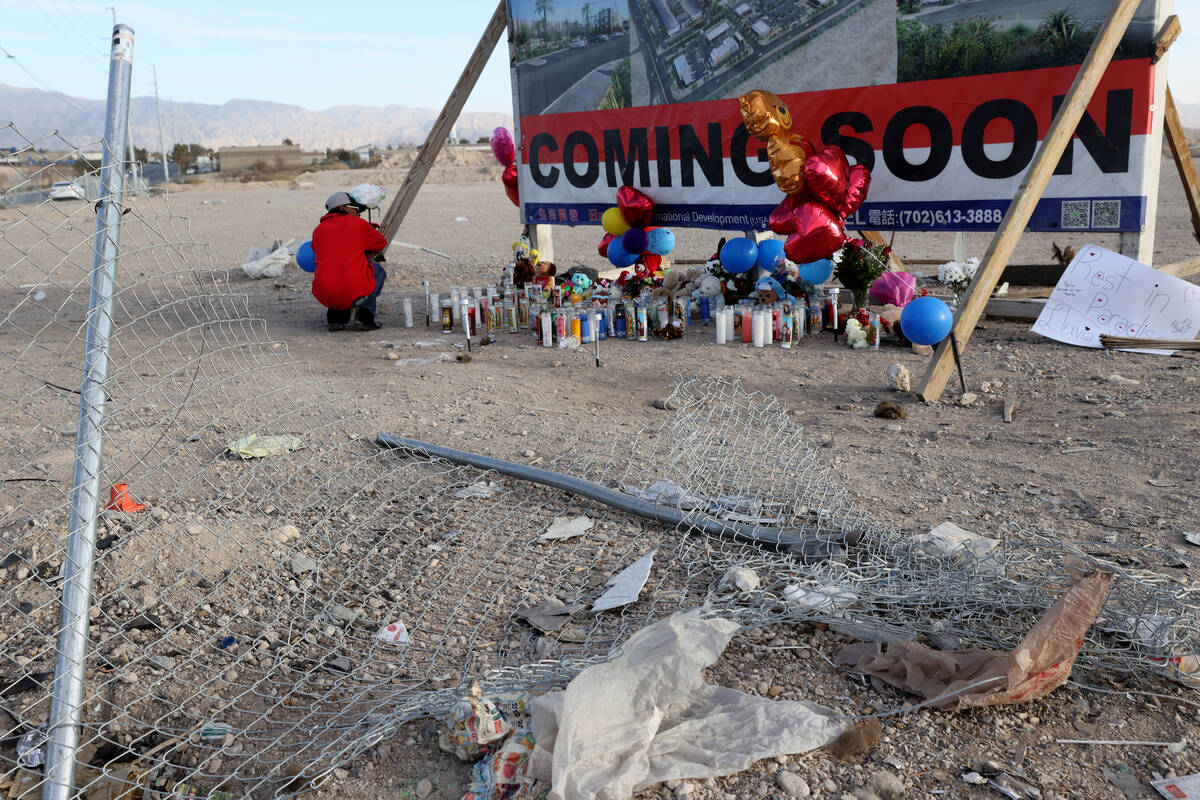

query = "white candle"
753;310;765;348
725;308;735;343
764;308;773;345
715;309;727;344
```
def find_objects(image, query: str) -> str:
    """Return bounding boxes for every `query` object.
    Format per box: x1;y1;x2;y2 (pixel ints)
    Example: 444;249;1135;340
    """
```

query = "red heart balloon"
803;146;849;212
839;164;871;217
616;185;654;228
501;163;519;207
783;201;846;264
642;253;662;270
598;232;614;258
768;195;800;235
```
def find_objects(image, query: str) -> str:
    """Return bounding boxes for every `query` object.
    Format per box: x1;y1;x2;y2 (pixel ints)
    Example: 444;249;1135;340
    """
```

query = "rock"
274;524;300;544
416;777;434;799
884;423;903;433
868;770;905;800
911;343;934;356
386;352;400;361
290;556;317;575
521;449;536;458
324;656;351;674
776;770;811;797
959;392;978;406
329;605;357;624
723;567;760;593
673;782;693;799
1106;374;1139;386
886;363;911;392
852;790;882;800
874;400;907;420
185;523;204;535
652;398;677;410
823;779;838;794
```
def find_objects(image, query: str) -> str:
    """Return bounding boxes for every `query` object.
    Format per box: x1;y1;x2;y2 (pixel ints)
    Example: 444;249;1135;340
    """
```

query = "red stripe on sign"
520;58;1155;163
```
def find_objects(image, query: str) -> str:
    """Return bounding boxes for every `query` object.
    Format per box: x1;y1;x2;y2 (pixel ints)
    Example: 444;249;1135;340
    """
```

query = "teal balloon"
646;228;675;255
900;297;954;345
756;238;784;269
720;238;758;274
797;259;834;285
297;241;316;273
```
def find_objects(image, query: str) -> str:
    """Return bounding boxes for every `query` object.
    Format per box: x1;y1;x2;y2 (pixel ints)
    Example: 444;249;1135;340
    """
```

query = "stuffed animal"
513;256;556;290
755;274;794;305
692;274;724;301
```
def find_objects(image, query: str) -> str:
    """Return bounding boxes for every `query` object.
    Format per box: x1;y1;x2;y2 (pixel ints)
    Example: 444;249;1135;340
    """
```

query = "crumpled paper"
836;570;1113;709
529;610;845;800
225;434;304;459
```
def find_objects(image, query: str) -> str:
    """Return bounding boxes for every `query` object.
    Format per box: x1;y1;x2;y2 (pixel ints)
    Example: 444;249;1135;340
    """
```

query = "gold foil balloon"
738;89;812;196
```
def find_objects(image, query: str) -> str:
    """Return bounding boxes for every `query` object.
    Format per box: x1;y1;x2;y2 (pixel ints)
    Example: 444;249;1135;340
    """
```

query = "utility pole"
152;65;169;183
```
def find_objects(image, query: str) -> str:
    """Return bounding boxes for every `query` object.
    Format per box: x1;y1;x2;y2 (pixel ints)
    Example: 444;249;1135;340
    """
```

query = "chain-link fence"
2;118;1199;799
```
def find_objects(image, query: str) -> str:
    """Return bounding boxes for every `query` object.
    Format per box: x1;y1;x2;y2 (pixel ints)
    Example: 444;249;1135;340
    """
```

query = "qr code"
1061;200;1090;229
1092;200;1121;228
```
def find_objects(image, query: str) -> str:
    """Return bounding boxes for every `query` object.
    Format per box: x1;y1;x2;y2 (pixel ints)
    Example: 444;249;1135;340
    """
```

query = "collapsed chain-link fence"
1;124;1198;799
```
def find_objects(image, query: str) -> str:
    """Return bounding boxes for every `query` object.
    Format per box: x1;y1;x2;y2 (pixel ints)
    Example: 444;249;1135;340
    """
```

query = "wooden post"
915;0;1141;403
1164;86;1200;246
526;223;555;263
379;0;507;244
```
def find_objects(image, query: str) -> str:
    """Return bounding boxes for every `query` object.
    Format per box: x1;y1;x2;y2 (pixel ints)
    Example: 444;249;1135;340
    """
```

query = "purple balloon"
622;227;649;254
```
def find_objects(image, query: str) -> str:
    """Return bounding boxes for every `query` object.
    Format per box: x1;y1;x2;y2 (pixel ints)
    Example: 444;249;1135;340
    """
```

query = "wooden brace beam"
1164;86;1200;246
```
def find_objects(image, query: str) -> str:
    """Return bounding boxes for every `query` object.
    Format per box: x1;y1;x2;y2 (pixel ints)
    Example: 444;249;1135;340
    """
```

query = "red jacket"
310;212;388;310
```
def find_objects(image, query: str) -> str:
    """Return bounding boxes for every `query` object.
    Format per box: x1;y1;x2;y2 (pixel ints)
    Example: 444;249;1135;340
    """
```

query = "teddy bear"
513;255;556;290
755;274;794;305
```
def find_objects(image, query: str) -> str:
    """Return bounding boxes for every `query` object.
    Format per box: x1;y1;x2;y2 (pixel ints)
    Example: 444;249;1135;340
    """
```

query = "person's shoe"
327;308;351;331
328;323;345;332
355;308;382;330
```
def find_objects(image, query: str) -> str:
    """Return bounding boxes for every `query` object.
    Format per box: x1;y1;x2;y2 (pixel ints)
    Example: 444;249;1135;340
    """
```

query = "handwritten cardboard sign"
1032;245;1200;354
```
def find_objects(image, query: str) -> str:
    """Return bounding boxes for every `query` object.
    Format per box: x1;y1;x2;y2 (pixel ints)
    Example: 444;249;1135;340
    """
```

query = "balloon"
501;162;519;207
869;271;916;307
646;227;675;255
720;238;758;274
840;163;871;217
796;259;834;285
622;227;648;255
616;185;654;228
900;297;954;346
606;236;638;268
602;206;631;236
598;232;614;258
297;241;316;273
490;127;515;167
642;253;662;270
803;146;850;212
738;89;811;196
783;201;846;264
768;195;800;235
756;238;785;269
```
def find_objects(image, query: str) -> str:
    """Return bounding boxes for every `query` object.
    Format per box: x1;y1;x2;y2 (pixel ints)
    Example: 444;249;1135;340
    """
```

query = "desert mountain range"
0;84;513;151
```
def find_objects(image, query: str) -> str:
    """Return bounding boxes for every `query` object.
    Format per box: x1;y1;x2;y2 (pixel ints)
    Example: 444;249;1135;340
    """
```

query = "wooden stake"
916;0;1141;403
1164;86;1200;246
1152;14;1180;63
378;0;508;244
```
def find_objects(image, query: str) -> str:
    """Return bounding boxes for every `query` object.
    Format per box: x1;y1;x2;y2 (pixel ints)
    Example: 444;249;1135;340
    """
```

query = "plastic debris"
463;728;537;800
16;725;46;768
225;434;304;459
517;601;586;633
439;682;512;762
1153;772;1200;798
540;515;593;542
592;550;655;612
105;482;147;512
783;583;858;611
455;481;501;499
723;567;760;593
240;242;289;279
375;620;410;645
912;521;999;561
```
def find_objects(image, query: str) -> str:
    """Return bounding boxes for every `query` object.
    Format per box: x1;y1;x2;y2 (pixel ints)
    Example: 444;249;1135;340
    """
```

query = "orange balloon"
738;89;812;197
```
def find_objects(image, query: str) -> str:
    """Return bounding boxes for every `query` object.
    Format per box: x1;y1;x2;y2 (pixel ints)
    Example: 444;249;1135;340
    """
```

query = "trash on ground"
105;482;147;512
439;682;512;762
621;478;767;519
836;570;1113;709
455;481;501;499
199;723;232;741
240;241;290;279
1104;613;1200;690
463;728;537;800
825;720;882;761
16;725;45;767
1184;532;1200;547
225;434;304;459
784;583;858;611
529;611;845;799
1153;772;1200;799
540;515;593;542
722;567;760;593
873;400;907;420
517;601;586;633
396;354;454;367
912;521;1000;561
1103;765;1144;800
592;550;655;612
375;620;410;645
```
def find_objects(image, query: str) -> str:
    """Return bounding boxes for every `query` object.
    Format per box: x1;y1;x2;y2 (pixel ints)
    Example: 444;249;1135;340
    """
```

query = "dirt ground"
3;153;1199;799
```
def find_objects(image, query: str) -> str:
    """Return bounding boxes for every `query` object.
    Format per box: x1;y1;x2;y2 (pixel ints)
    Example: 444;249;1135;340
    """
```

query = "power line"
0;42;93;112
50;0;108;55
28;0;107;75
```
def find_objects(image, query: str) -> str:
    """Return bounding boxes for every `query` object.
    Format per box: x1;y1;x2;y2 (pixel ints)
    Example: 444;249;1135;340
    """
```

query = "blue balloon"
720;238;758;275
646;228;675;255
622;227;649;255
297;241;316;273
607;236;638;268
900;297;954;346
756;238;785;270
796;259;834;285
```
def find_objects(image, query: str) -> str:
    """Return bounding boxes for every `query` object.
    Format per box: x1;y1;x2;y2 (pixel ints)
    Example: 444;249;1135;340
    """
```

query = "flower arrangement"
938;257;980;303
844;310;879;350
834;239;891;308
612;263;662;299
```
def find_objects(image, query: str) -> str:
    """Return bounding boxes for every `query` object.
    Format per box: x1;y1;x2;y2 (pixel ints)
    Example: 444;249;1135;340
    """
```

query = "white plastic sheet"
529;611;845;800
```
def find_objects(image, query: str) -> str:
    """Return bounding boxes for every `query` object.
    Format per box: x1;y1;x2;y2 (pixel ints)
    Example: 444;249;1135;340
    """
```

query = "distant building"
217;144;314;173
705;21;731;41
651;0;681;36
678;0;702;25
350;144;375;164
734;3;753;16
710;36;739;66
673;54;694;86
751;19;772;36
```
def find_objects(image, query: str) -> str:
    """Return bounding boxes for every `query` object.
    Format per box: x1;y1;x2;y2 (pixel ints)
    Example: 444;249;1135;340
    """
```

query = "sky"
1;0;1198;113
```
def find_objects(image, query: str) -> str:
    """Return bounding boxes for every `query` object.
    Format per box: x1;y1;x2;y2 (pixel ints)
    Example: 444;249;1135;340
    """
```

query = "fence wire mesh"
1;125;1198;799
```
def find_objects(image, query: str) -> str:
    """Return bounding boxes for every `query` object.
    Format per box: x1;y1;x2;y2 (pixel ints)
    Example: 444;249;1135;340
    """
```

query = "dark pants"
327;263;386;325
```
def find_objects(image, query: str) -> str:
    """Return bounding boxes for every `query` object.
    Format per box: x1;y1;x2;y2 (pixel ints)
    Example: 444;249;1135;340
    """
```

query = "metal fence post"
42;23;134;800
